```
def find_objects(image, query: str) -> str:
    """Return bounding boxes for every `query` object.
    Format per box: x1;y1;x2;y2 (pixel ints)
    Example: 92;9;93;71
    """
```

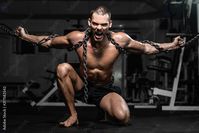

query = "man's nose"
96;24;102;30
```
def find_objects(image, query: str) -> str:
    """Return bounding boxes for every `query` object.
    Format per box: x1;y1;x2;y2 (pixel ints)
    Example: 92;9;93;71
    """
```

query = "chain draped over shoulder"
106;32;127;54
67;28;91;51
68;29;127;54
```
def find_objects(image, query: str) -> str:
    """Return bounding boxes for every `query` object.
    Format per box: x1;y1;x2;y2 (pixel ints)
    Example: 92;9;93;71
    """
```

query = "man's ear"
109;20;112;28
88;18;91;26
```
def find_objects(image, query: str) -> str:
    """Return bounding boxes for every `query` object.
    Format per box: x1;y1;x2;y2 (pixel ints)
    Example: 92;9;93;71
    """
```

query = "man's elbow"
40;41;52;48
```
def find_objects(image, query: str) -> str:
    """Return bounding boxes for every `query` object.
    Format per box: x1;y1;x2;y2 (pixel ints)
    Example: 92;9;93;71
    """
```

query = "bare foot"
59;115;79;127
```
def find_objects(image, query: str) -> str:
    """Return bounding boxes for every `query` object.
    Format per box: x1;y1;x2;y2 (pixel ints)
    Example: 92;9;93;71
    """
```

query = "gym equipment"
22;80;40;106
151;0;199;110
151;33;199;111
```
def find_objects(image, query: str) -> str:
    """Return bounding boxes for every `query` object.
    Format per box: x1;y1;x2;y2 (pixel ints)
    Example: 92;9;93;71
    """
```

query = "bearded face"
88;12;112;42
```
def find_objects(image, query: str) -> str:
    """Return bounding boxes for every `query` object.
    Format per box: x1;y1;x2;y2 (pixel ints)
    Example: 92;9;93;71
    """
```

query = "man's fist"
172;36;185;49
15;26;27;39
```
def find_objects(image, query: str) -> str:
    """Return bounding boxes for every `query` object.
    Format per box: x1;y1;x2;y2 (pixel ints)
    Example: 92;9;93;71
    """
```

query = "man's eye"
92;22;98;26
102;24;108;27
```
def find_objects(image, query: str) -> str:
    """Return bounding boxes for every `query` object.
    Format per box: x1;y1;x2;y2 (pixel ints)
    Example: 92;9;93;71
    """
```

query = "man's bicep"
125;39;146;53
51;35;70;47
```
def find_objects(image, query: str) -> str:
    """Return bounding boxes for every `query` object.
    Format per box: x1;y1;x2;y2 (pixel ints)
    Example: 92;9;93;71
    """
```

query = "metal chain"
81;28;91;103
142;40;164;52
106;32;127;54
37;34;59;46
67;41;82;51
0;23;60;47
71;30;125;103
82;42;88;103
142;34;199;51
68;28;91;51
181;33;199;48
0;23;17;37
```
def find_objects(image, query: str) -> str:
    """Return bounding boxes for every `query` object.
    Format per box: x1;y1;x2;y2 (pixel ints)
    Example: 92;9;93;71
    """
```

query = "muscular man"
16;6;184;127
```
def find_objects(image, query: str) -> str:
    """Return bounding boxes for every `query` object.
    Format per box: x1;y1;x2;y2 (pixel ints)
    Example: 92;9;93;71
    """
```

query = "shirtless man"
15;6;184;127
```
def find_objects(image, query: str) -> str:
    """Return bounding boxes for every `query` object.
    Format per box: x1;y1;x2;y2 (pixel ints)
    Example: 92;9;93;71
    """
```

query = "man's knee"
115;109;130;124
56;63;72;79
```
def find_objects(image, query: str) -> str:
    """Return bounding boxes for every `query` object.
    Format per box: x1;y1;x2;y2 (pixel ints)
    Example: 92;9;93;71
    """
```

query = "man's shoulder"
68;30;85;39
67;30;85;44
111;31;130;45
111;31;129;40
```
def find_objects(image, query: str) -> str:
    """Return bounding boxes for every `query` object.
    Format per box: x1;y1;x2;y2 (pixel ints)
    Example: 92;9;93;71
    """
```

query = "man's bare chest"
88;46;118;68
77;43;120;69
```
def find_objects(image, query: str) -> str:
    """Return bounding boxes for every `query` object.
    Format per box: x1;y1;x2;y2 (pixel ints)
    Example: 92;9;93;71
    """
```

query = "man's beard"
92;30;106;42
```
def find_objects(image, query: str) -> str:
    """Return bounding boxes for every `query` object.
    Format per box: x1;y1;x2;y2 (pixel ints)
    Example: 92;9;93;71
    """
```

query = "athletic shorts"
75;79;122;107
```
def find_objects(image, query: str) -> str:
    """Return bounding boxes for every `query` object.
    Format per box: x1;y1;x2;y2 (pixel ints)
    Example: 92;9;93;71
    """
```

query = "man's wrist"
20;34;28;41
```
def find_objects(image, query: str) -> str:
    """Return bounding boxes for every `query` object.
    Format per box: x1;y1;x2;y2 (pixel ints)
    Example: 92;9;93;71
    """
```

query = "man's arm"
15;26;82;49
139;36;184;54
115;32;184;54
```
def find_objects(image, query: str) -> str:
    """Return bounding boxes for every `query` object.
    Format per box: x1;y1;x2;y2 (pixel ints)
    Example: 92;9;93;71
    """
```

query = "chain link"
37;34;59;46
82;42;88;103
0;23;17;37
0;23;60;47
81;28;91;103
142;33;199;52
142;40;164;52
106;32;127;54
181;34;199;48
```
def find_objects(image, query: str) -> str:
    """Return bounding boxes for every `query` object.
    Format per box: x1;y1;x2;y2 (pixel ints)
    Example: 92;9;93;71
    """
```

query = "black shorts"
75;80;122;107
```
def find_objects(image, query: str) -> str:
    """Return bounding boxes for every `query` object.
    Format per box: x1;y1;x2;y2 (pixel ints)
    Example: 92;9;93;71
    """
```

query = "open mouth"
94;31;104;40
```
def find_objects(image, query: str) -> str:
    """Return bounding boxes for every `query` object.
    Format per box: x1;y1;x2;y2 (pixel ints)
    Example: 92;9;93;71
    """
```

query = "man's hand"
15;26;27;39
171;36;185;50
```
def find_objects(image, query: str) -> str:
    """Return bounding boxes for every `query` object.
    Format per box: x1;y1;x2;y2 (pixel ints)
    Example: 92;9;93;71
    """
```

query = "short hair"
89;6;111;20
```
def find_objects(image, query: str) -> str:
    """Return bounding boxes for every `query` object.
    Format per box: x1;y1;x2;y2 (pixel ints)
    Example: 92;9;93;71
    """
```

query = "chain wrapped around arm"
142;33;199;52
67;41;83;51
142;40;165;52
36;34;59;47
0;23;60;48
